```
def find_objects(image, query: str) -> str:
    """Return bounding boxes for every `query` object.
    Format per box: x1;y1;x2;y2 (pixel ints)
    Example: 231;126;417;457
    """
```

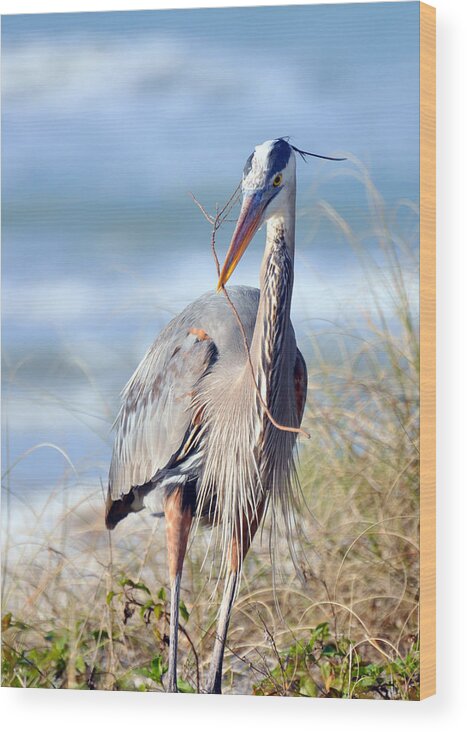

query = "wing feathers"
107;325;217;509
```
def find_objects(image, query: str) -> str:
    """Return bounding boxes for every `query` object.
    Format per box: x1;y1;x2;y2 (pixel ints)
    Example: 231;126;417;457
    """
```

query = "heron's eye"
272;174;283;187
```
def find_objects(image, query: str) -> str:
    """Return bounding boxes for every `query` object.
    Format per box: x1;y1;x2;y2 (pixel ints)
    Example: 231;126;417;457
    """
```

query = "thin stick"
190;190;309;440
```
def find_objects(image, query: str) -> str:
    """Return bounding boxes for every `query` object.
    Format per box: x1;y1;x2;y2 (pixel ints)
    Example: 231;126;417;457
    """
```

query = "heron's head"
217;138;296;290
217;138;344;290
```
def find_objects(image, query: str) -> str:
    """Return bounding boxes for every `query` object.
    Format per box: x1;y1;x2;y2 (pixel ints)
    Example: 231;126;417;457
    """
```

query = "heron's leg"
206;500;265;694
205;570;239;694
165;487;193;693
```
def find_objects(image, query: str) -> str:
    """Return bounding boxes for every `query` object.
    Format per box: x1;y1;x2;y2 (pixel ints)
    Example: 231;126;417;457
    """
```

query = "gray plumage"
107;282;306;560
107;286;262;515
104;137;332;694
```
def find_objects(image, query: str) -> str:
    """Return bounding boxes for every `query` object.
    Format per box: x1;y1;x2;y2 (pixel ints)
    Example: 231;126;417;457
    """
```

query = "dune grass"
1;171;420;698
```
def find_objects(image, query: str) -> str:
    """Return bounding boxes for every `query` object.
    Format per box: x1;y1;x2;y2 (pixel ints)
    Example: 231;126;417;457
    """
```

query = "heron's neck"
250;209;295;406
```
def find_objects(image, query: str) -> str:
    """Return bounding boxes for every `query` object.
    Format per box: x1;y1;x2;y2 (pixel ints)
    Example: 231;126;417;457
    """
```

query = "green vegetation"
2;591;419;698
252;623;419;700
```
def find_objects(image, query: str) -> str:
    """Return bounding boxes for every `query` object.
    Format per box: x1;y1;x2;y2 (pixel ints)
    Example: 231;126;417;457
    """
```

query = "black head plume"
290;143;346;162
277;137;346;162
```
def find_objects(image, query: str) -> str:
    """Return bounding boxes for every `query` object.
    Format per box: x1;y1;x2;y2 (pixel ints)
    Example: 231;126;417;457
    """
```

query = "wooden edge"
419;0;436;701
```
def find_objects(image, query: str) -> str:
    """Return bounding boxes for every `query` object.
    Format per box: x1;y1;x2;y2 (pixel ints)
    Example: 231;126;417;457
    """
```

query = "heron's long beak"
217;192;265;291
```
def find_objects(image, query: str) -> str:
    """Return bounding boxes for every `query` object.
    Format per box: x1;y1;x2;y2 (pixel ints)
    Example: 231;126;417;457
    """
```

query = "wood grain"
419;0;436;701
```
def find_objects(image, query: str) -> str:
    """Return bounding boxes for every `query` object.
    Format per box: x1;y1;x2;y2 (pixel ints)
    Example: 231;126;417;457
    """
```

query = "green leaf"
179;601;190;622
360;662;382;677
309;622;329;647
124;579;151;594
322;643;338;657
177;678;196;693
149;657;162;683
157;587;166;601
153;603;164;621
139;600;155;620
141;655;167;684
106;591;115;606
299;676;318;697
134;657;166;686
358;676;377;689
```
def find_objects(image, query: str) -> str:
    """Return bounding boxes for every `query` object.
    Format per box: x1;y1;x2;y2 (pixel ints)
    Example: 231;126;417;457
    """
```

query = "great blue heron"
105;138;344;694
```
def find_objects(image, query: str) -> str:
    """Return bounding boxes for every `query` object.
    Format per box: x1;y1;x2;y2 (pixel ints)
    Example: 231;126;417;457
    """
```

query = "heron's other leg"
165;486;193;693
205;569;239;695
206;500;265;694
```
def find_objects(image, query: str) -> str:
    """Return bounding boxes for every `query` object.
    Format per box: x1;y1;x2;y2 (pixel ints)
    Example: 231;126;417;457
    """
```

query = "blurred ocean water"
1;4;420;499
